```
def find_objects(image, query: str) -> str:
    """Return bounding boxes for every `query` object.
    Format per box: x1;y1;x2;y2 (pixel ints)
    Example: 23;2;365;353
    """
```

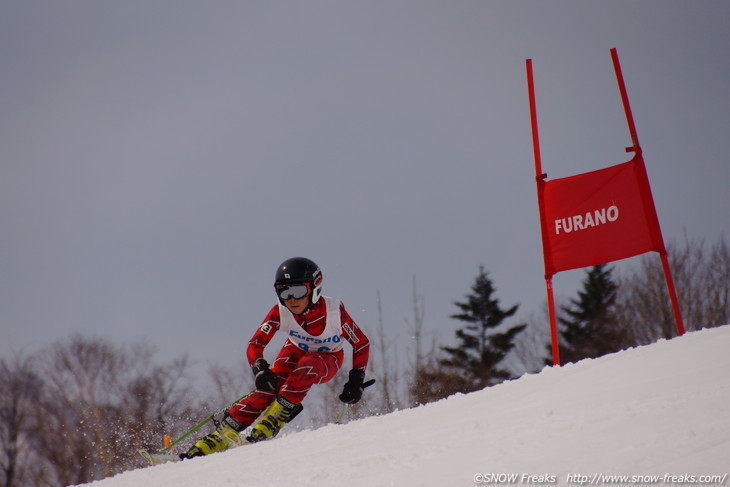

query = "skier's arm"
339;303;370;371
246;306;281;367
337;303;374;404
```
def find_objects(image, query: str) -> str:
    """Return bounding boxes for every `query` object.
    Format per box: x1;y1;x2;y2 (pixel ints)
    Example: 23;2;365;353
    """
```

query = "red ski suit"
228;296;370;427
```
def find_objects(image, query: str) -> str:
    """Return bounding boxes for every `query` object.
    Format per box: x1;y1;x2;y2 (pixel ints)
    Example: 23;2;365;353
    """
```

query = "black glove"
338;369;375;404
252;358;278;392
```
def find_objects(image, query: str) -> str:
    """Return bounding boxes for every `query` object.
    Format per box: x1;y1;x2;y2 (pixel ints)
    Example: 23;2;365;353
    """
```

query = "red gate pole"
527;58;561;365
660;253;685;335
610;48;685;337
545;277;561;365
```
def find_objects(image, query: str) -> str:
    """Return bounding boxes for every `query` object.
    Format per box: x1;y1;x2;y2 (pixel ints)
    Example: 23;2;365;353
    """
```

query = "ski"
138;438;253;466
137;391;255;466
138;449;180;465
138;429;250;466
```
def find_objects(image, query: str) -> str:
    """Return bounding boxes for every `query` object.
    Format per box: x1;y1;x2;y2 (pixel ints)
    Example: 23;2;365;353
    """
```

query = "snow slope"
80;326;730;487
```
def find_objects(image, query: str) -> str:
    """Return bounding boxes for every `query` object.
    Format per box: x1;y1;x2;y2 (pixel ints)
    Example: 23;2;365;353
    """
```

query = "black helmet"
274;257;323;306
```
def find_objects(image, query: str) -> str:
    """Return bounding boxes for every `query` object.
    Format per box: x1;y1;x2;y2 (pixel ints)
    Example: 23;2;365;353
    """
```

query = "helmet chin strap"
301;296;315;314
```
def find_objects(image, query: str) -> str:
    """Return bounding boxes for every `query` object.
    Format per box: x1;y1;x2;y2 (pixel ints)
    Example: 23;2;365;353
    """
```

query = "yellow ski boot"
180;422;242;459
246;396;302;443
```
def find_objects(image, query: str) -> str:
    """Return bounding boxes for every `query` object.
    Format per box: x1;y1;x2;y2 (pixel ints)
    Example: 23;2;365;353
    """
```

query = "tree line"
1;236;728;486
402;236;729;405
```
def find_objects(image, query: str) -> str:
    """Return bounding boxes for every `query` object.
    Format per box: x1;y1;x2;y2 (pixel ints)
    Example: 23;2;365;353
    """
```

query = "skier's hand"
252;358;278;392
338;369;375;404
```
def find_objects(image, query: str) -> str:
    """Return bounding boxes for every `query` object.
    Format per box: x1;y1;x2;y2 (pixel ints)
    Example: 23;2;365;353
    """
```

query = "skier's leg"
227;342;303;425
279;350;343;404
180;345;305;459
247;351;343;443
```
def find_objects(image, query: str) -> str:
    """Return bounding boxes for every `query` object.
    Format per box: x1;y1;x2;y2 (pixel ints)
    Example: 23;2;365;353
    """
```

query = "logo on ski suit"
288;330;341;352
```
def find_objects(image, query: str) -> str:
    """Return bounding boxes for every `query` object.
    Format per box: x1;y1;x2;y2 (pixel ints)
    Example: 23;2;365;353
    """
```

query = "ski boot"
246;395;303;443
180;415;244;460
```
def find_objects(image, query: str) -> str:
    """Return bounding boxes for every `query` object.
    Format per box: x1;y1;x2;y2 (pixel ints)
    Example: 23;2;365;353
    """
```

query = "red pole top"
610;48;641;153
526;59;546;181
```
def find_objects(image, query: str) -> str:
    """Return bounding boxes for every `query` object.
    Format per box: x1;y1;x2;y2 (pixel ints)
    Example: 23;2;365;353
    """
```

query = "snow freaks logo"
473;473;556;484
474;472;729;485
554;205;619;236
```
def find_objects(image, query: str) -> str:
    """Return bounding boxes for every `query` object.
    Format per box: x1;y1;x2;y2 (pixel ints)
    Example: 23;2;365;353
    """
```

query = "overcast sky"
2;1;729;373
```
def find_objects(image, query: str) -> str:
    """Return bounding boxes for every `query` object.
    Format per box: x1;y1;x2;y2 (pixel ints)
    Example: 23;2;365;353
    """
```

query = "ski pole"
336;403;349;425
160;390;254;454
335;378;374;425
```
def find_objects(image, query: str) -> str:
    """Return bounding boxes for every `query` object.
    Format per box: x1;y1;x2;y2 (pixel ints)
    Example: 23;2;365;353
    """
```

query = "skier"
181;257;373;459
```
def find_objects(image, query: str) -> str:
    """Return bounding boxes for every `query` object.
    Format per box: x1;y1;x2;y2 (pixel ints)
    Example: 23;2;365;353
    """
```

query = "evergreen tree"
558;263;625;363
440;266;526;391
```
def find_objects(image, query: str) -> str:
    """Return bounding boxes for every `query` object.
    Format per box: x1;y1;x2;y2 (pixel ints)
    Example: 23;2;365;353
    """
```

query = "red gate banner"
538;153;666;276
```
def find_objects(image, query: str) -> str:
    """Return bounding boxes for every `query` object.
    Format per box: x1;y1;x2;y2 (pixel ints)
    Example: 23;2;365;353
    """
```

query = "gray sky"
2;1;729;372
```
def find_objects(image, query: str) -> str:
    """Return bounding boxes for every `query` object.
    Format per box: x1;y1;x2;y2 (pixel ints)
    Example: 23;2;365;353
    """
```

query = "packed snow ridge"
80;325;730;487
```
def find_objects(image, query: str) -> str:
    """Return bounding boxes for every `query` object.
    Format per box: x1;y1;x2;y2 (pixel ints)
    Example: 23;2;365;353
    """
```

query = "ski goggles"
275;282;312;301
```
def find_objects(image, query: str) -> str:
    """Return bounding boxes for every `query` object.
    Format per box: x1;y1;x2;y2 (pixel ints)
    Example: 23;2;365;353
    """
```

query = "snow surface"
79;326;730;487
